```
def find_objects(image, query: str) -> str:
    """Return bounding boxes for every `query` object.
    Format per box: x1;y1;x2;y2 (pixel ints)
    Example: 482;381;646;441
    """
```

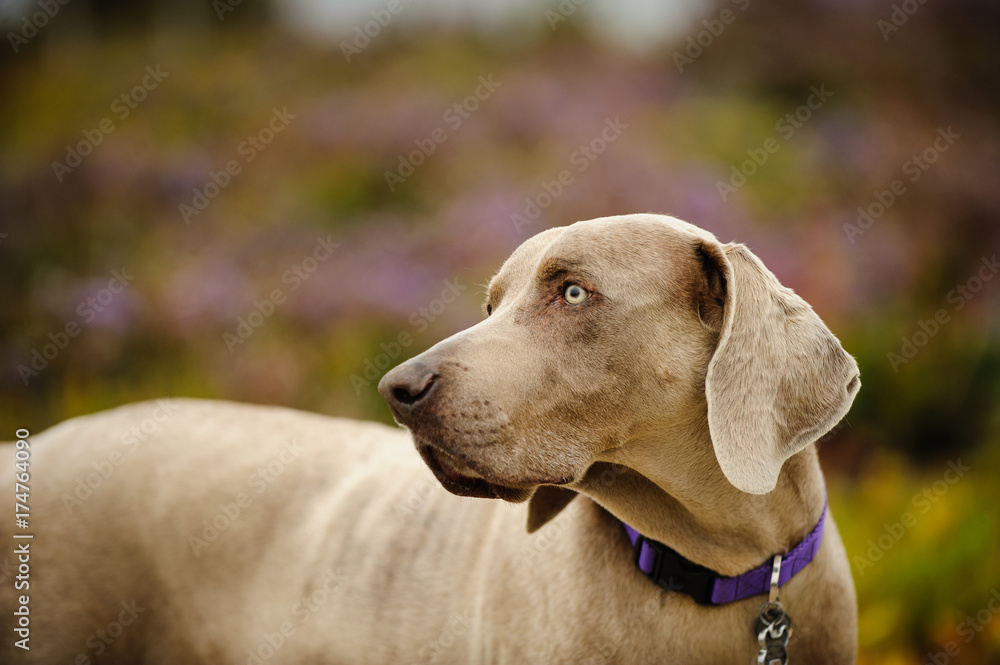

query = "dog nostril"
388;371;436;407
392;386;421;405
379;361;439;411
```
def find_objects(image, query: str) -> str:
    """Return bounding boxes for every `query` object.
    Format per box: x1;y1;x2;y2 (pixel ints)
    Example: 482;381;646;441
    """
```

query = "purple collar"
623;500;826;605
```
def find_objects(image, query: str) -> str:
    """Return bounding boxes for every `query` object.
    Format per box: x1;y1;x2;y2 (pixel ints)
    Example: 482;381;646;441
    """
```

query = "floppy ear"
702;242;860;494
526;486;578;533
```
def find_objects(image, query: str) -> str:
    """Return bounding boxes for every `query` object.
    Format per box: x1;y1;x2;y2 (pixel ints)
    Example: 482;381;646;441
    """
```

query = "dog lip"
385;402;409;426
434;449;484;481
421;445;498;500
416;438;576;497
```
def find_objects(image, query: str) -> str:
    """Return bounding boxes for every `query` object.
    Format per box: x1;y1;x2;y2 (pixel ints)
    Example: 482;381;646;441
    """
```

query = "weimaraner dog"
2;214;859;663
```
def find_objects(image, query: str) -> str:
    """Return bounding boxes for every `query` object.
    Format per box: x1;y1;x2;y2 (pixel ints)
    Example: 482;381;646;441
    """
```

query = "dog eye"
563;284;589;304
486;303;493;316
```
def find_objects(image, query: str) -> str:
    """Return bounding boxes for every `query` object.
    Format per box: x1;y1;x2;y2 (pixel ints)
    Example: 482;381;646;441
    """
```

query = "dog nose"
378;361;438;414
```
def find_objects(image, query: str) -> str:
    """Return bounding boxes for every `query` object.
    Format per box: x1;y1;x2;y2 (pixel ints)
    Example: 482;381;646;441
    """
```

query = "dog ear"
526;486;578;533
702;242;860;494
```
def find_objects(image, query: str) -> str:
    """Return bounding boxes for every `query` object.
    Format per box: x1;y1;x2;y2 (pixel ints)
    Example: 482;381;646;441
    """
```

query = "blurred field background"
1;0;999;661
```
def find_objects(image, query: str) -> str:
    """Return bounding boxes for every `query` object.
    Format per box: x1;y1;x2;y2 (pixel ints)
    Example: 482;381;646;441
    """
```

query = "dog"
2;214;859;663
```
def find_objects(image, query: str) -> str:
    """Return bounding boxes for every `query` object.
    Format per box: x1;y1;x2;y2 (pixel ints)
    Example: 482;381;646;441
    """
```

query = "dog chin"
418;443;531;503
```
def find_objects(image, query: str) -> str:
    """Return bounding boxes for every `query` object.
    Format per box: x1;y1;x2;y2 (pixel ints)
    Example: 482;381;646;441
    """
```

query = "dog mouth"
419;444;530;502
421;445;496;499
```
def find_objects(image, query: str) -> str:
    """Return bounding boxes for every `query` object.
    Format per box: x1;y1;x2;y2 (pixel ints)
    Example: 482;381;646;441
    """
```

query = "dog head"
378;214;859;528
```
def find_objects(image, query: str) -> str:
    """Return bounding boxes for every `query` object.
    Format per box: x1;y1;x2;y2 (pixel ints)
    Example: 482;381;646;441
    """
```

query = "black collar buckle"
632;534;718;605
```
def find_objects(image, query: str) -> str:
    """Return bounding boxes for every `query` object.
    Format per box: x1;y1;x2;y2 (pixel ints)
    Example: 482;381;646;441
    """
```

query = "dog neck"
575;425;828;578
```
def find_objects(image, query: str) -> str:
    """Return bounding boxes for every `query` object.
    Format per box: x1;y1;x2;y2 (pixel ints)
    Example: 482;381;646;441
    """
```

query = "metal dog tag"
754;600;792;665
